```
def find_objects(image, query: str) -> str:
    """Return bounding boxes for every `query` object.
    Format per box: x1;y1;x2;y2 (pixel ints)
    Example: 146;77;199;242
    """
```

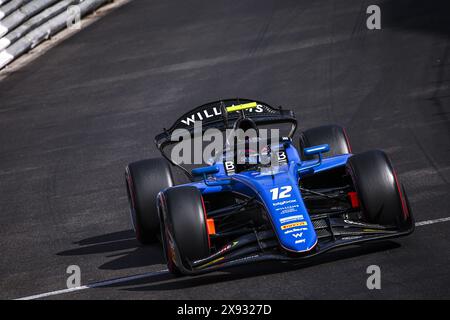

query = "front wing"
173;206;415;275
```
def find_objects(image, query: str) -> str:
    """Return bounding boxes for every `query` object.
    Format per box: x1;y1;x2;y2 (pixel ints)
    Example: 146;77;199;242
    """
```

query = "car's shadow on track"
57;230;166;269
99;240;401;292
57;232;401;291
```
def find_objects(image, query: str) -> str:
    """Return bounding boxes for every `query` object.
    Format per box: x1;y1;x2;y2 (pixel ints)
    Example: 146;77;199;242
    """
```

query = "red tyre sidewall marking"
392;169;409;220
200;196;211;249
164;225;177;272
159;193;177;272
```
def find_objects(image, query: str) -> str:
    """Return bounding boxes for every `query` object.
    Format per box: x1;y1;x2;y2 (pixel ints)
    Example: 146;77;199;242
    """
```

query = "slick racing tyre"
346;150;413;231
158;186;210;274
299;125;352;160
125;158;174;244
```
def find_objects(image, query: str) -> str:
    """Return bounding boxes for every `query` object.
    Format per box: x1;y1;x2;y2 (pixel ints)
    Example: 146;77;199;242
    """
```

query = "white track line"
14;216;450;300
15;269;169;300
414;216;450;226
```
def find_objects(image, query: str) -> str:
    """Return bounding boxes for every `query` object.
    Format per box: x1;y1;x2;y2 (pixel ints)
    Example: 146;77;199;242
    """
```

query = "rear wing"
154;98;298;176
155;98;297;147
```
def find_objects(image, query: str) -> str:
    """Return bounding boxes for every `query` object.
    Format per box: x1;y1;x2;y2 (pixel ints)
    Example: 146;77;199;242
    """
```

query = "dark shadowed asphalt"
0;0;449;299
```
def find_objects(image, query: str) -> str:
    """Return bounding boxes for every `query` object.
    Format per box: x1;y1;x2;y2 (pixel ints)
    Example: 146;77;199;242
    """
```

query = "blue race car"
125;99;414;275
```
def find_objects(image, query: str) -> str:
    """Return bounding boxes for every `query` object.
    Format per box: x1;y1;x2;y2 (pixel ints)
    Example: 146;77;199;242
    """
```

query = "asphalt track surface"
0;0;449;300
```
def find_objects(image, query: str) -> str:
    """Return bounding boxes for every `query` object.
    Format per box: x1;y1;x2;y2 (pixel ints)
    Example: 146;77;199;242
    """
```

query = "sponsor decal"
216;241;238;255
199;257;225;269
275;204;300;213
284;227;308;234
292;233;303;238
295;239;306;244
277;150;288;165
280;208;298;214
180;104;264;126
342;236;363;240
279;215;304;224
281;221;307;230
224;160;235;175
273;199;297;207
181;107;223;126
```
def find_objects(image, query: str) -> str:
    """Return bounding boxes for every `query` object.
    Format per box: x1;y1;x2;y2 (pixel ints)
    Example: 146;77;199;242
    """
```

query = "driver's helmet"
231;117;261;168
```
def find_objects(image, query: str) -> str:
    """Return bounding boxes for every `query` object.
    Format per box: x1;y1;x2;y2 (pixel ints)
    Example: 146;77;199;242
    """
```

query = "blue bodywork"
188;140;351;253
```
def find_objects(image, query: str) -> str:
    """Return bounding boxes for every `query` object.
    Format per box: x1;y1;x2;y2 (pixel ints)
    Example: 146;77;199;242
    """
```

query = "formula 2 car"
125;99;414;275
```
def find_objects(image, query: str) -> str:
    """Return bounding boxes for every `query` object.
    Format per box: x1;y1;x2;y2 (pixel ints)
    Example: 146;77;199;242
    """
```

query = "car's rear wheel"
299;125;352;160
125;158;174;244
346;150;413;231
158;186;210;274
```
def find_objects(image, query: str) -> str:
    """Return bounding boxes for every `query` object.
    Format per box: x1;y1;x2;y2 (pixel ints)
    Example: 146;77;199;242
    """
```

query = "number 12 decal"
270;186;292;200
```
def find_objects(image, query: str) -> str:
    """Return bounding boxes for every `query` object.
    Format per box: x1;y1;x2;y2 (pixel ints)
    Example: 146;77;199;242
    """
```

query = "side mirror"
192;165;232;186
192;165;220;177
298;144;330;177
303;144;330;157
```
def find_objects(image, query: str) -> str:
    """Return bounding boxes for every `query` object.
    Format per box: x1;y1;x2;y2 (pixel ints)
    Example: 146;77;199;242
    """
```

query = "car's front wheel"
346;150;414;231
158;186;211;274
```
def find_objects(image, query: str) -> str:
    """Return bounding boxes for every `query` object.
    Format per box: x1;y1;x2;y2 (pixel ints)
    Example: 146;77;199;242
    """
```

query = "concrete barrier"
0;0;111;70
0;1;33;21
